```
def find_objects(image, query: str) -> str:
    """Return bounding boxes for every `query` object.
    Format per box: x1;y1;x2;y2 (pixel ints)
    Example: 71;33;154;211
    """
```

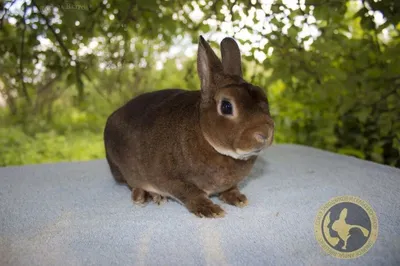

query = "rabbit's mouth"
204;135;260;160
231;125;274;158
234;147;266;160
203;129;272;160
225;149;261;161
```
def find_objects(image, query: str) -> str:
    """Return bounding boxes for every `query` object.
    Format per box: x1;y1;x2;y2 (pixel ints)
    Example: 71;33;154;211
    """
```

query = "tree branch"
109;0;136;38
19;2;31;104
31;0;72;59
33;73;61;114
32;0;90;101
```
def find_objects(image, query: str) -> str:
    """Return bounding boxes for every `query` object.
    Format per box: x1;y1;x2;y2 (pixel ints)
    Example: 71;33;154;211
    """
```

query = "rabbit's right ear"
220;37;242;77
197;35;223;101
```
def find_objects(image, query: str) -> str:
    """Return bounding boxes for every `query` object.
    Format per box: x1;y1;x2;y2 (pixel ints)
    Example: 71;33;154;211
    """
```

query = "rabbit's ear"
220;37;242;77
339;208;348;220
197;35;223;99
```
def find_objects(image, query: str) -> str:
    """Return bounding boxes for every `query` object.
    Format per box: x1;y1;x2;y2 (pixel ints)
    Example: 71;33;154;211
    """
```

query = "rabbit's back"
104;88;201;186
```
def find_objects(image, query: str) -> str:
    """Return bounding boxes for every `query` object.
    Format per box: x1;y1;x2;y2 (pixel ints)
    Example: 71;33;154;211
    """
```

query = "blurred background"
0;0;399;168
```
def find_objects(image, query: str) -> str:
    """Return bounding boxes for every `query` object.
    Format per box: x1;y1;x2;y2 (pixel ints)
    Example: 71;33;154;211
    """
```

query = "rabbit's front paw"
219;188;248;207
132;188;148;206
188;197;225;218
149;192;167;205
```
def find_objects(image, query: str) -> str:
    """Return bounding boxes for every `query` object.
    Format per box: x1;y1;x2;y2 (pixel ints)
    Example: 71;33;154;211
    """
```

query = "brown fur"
103;36;274;218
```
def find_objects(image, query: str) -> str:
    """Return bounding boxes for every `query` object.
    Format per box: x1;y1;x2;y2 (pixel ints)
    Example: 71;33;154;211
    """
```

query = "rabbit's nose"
254;133;267;144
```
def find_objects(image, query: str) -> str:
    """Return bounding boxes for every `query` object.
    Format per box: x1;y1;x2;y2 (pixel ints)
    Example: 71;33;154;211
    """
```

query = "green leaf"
352;7;368;19
360;15;375;31
354;109;370;123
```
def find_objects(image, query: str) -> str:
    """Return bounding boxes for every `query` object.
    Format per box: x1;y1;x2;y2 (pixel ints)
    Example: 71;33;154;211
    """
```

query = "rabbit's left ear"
339;208;348;220
197;35;224;101
220;37;242;77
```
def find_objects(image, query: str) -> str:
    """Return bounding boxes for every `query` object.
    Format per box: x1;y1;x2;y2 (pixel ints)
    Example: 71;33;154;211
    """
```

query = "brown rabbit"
103;35;274;218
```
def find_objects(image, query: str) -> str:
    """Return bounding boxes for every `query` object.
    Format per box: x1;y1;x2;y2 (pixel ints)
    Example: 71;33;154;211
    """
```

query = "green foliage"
0;0;399;167
257;0;400;167
0;126;104;166
0;55;196;166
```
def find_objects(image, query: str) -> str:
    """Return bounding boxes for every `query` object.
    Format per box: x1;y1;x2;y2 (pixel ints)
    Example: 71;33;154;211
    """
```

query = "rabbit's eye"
220;100;233;115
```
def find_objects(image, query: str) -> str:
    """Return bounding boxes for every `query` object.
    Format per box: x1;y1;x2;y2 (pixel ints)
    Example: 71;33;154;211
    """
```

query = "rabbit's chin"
211;144;263;161
204;134;266;160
